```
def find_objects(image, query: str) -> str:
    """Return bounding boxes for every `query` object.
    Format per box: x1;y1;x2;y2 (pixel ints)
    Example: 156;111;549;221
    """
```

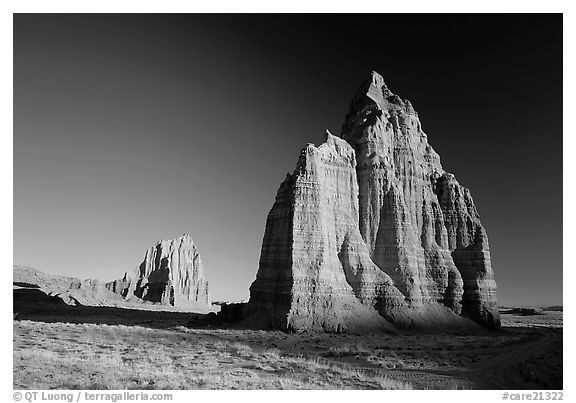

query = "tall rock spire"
341;72;499;329
246;72;499;331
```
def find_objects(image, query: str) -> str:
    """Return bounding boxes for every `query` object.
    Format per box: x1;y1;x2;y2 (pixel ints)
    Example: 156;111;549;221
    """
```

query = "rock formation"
13;265;124;306
106;234;210;307
246;71;499;331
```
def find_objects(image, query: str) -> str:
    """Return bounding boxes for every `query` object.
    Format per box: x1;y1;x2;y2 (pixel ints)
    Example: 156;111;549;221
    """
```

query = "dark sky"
14;14;562;305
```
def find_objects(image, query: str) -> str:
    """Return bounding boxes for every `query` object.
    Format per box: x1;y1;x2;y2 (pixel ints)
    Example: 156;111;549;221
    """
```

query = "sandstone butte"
106;234;210;307
245;71;500;332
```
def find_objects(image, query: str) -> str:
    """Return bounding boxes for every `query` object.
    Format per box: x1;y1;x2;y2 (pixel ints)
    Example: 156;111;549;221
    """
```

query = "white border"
3;1;572;400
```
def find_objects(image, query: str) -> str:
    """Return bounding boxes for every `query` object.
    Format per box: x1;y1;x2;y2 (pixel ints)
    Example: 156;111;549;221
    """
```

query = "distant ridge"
13;265;123;306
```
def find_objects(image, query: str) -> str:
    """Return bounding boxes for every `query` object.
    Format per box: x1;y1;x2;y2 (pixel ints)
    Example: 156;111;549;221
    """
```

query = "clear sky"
13;14;562;305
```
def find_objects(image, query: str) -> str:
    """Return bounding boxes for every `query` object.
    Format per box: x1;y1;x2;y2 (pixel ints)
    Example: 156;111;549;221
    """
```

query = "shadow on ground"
13;287;563;390
13;287;218;330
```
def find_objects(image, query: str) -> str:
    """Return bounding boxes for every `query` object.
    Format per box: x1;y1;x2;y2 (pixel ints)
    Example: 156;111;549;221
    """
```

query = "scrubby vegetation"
13;309;562;390
13;321;411;390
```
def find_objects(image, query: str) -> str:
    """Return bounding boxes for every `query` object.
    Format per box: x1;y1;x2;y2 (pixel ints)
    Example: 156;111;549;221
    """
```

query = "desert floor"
13;302;562;390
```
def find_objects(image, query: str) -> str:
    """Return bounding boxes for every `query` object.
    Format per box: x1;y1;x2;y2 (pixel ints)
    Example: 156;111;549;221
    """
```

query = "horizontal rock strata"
246;71;499;331
107;234;210;307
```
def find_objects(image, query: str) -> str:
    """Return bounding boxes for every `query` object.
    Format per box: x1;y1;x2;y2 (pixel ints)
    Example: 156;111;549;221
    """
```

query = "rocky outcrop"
13;265;124;306
106;234;210;307
246;71;499;331
218;303;247;323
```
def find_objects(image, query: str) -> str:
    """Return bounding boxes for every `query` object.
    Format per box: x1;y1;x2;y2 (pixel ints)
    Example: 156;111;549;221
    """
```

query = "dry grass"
13;320;411;390
500;311;563;328
323;343;373;357
14;310;563;390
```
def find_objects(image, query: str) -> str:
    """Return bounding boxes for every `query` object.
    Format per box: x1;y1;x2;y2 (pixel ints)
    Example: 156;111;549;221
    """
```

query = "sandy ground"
13;301;562;390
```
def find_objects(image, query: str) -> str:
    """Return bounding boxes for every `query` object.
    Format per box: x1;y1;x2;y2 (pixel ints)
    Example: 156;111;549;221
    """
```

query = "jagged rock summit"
246;71;499;332
106;234;210;308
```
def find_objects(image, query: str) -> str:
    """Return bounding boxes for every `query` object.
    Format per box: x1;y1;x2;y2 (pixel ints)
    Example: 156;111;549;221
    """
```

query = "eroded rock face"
106;234;210;307
246;71;499;331
13;265;124;306
246;133;401;332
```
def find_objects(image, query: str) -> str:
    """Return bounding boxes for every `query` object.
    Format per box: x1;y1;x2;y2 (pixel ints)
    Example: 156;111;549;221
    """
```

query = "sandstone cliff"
107;234;210;307
246;71;499;331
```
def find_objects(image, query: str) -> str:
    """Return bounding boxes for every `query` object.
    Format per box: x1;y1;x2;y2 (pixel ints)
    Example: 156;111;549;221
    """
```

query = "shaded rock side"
340;71;499;329
247;71;499;331
106;234;210;307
